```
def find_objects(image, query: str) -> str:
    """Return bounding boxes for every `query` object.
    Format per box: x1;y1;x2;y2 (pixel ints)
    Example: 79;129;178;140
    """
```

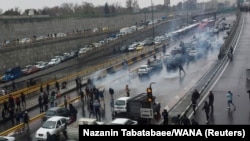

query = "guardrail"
0;79;55;105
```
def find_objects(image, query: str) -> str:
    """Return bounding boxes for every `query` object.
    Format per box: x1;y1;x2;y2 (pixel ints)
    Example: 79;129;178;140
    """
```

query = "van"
114;97;131;114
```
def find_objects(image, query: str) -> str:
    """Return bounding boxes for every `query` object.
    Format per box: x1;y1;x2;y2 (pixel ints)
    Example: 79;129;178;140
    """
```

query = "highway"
10;14;236;140
189;12;250;125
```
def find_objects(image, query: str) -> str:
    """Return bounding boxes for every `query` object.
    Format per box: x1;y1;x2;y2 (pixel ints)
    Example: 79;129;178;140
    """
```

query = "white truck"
66;118;105;140
137;65;153;76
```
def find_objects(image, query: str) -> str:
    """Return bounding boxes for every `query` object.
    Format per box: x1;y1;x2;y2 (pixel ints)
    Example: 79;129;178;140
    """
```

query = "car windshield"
42;121;56;129
139;66;146;69
115;100;125;106
46;110;56;116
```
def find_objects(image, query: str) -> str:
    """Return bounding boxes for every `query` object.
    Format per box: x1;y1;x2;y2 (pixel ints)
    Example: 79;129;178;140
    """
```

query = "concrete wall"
0;12;167;40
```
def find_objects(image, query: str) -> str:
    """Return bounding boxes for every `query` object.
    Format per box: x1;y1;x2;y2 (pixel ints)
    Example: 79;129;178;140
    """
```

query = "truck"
125;93;161;124
1;66;23;82
66;118;105;140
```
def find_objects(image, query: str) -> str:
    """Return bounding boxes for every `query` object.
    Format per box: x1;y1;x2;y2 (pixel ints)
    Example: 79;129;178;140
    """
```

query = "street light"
151;0;155;49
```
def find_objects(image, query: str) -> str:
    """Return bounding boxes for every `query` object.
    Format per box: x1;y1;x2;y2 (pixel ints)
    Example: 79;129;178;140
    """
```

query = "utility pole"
151;0;155;49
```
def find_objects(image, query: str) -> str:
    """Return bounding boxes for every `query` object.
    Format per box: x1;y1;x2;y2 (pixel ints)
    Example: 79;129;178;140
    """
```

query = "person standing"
21;92;26;108
202;101;210;123
162;109;169;125
23;111;30;131
208;91;214;112
64;95;68;109
125;85;130;97
46;83;50;94
38;95;43;112
55;81;60;92
226;91;236;109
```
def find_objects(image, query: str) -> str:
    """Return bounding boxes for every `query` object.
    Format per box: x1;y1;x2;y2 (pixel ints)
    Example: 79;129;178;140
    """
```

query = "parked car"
110;118;138;125
35;116;69;141
0;136;16;141
35;61;49;70
44;107;70;121
22;65;39;75
48;58;60;66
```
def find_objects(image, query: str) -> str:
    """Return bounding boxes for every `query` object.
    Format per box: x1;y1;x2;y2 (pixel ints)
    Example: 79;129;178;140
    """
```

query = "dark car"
44;107;70;120
119;45;129;53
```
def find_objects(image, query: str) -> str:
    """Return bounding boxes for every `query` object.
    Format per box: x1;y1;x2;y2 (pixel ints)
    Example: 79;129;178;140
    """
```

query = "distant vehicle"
136;44;144;51
149;59;163;69
1;67;22;82
19;38;32;44
35;116;69;141
119;45;129;53
0;136;16;141
137;65;153;76
44;107;70;121
110;118;138;125
22;65;39;75
48;58;60;66
35;61;49;70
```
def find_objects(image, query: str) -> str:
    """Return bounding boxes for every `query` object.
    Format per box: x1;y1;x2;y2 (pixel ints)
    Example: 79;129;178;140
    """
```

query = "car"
35;116;69;141
44;107;70;121
21;65;39;75
0;136;16;141
48;58;60;66
114;97;131;114
119;45;129;53
35;61;49;70
110;118;138;125
136;44;144;51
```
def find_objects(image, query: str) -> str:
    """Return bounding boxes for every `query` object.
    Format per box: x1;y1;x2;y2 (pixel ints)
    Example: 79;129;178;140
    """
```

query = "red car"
22;65;39;75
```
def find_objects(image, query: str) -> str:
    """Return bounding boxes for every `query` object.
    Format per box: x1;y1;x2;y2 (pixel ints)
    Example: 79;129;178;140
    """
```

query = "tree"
126;0;133;13
132;0;139;13
104;2;110;14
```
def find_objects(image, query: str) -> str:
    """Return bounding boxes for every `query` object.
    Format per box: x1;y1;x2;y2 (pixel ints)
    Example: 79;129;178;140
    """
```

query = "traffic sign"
140;108;153;118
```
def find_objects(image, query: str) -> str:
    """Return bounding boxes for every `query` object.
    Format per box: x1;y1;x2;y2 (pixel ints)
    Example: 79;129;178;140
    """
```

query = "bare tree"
126;0;133;13
132;0;139;13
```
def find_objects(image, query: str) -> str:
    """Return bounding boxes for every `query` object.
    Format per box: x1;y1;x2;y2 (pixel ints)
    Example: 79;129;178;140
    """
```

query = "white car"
35;116;69;141
35;61;49;70
110;118;138;125
0;136;16;141
48;58;60;66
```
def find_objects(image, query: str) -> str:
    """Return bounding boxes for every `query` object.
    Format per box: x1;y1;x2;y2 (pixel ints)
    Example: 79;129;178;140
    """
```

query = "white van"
114;97;131;113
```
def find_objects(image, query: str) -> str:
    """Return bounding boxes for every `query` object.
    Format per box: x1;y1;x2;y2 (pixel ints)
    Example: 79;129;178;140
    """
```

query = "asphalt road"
189;12;250;125
12;14;237;140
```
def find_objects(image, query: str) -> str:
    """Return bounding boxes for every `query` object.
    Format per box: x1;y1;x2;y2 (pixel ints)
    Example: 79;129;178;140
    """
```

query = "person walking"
46;83;50;94
226;91;236;109
202;101;210;123
178;64;186;76
23;111;30;131
125;85;130;97
162;109;169;125
191;89;200;115
38;95;43;112
208;91;214;112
